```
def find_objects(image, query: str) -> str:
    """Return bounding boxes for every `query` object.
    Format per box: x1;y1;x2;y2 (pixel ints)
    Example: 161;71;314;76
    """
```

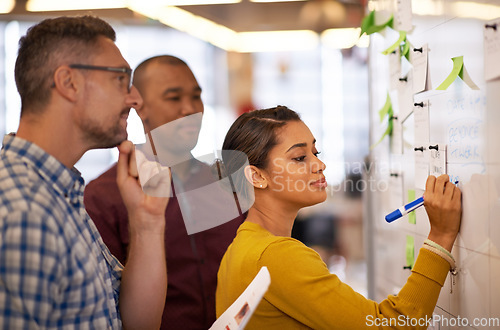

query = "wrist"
427;231;456;252
128;212;165;235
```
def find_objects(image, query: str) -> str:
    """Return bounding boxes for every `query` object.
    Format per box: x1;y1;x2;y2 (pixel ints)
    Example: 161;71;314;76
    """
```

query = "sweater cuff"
411;248;450;287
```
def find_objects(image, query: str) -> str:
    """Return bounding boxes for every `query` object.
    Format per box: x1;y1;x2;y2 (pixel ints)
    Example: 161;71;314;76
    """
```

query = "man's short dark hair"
15;16;116;115
132;55;189;95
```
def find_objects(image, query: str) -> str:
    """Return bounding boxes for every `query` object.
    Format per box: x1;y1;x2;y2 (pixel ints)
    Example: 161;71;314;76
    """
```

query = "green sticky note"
436;56;464;90
370;123;391;150
378;92;392;122
406;235;415;269
371;93;394;150
400;37;410;61
381;31;406;55
360;11;375;36
459;60;480;90
408;190;416;224
436;56;479;90
360;11;394;37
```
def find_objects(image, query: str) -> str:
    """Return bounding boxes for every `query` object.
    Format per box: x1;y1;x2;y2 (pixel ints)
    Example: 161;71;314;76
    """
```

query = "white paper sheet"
210;267;271;330
414;147;429;190
397;78;414;122
411;44;429;94
414;101;430;145
389;172;404;209
396;0;413;32
391;116;403;154
389;49;401;91
429;143;447;177
484;18;500;81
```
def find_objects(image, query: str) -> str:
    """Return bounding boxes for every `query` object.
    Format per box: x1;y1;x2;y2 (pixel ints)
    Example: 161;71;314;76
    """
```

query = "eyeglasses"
69;64;133;93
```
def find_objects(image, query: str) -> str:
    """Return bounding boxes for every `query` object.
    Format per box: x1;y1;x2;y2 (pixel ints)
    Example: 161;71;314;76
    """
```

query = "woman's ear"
244;165;268;189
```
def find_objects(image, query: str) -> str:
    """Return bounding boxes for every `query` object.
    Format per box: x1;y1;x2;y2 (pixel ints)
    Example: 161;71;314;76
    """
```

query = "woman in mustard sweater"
216;105;462;329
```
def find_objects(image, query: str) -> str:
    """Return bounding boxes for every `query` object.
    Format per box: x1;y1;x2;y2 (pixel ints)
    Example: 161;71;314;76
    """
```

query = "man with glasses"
69;64;134;90
85;55;245;329
0;16;168;329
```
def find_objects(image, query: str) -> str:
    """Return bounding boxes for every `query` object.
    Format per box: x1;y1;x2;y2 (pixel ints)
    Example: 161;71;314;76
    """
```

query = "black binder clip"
399;77;408;82
485;23;497;31
429;144;439;151
414;102;424;107
413;47;423;53
414;146;425;152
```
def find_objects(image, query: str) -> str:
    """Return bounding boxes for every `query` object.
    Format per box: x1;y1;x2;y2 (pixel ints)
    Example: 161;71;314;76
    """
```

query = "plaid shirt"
0;134;123;329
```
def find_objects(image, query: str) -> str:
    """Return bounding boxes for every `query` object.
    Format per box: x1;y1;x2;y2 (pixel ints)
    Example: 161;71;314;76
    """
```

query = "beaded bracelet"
422;239;458;293
423;239;455;267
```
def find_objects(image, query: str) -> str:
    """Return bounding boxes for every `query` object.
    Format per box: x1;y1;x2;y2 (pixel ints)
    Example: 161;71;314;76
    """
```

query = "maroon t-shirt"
84;161;244;330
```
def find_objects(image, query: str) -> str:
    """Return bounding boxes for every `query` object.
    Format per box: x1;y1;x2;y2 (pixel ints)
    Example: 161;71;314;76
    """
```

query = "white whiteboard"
366;1;500;328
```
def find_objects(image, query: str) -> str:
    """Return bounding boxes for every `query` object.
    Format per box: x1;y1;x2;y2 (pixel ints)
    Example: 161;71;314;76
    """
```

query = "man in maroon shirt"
84;55;244;329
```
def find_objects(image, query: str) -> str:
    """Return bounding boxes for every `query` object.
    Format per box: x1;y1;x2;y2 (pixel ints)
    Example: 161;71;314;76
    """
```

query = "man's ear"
53;65;79;102
244;165;268;189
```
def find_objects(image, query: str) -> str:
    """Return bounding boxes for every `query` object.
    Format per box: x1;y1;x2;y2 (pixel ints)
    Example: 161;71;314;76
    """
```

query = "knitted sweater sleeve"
258;239;449;329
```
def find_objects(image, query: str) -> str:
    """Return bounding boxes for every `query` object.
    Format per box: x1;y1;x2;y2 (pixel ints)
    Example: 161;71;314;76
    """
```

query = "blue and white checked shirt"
0;134;123;329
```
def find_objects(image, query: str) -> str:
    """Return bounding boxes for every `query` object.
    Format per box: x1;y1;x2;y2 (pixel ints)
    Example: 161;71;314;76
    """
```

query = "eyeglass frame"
68;64;133;92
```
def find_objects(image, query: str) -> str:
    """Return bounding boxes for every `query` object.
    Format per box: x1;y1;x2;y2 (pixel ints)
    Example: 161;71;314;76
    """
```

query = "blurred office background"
0;0;370;296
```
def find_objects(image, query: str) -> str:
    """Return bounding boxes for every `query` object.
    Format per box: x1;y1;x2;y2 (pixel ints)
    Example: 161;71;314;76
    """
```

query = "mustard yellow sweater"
216;221;450;329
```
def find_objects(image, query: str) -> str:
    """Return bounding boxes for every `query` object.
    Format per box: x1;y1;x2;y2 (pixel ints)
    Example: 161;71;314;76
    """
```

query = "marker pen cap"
385;209;403;223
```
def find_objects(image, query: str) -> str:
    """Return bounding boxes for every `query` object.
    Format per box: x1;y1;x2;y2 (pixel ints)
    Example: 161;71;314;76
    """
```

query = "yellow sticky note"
408;190;416;224
406;235;415;269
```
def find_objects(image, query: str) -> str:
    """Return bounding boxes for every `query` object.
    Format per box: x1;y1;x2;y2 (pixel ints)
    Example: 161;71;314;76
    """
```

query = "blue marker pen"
386;181;459;223
385;196;424;222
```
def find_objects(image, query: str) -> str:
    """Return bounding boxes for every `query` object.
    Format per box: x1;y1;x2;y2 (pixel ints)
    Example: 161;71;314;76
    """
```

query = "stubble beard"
81;112;128;149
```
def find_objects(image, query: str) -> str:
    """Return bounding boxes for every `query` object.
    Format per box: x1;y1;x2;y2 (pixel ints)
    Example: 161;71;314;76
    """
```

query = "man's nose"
128;85;143;110
180;97;202;116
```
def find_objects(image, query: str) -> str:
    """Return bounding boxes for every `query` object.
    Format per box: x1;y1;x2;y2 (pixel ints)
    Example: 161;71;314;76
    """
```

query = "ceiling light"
234;30;319;52
0;0;15;14
154;0;241;5
26;0;128;11
356;34;370;48
129;4;237;50
250;0;306;2
27;0;241;11
411;0;445;16
321;28;370;49
412;0;500;20
452;1;500;20
129;2;319;52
